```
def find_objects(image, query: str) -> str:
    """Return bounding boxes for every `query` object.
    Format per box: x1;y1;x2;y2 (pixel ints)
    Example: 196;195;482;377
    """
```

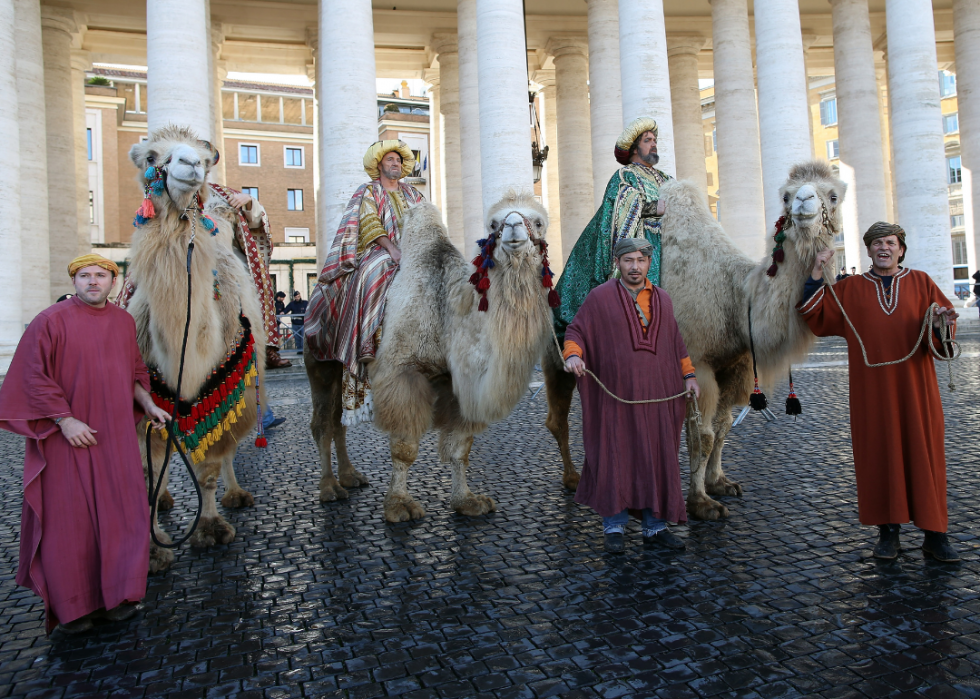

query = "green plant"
87;76;112;86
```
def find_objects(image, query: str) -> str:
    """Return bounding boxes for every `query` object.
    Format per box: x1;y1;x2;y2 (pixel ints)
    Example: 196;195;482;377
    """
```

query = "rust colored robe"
0;297;151;632
566;280;689;521
798;269;955;532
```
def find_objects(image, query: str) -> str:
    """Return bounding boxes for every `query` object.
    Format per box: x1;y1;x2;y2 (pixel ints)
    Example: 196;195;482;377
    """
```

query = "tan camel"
306;193;554;521
127;125;266;572
543;161;845;520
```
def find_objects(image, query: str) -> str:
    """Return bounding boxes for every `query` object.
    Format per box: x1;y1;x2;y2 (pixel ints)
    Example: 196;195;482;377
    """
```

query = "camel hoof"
157;490;175;511
319;477;350;503
384;493;426;522
562;469;581;491
687;495;729;521
221;488;255;508
453;494;497;517
706;477;743;498
149;534;174;574
189;516;236;548
339;469;370;489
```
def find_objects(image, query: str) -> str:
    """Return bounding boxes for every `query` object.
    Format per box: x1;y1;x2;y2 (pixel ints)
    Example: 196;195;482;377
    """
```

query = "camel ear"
129;140;153;171
198;139;220;166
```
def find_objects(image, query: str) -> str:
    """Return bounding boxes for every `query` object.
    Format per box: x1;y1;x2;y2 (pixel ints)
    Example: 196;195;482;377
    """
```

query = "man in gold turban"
305;140;425;425
553;117;673;342
0;253;170;633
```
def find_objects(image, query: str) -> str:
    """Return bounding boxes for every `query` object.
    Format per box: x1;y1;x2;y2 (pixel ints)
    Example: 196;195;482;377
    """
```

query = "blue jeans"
262;407;275;430
602;508;666;535
292;325;304;350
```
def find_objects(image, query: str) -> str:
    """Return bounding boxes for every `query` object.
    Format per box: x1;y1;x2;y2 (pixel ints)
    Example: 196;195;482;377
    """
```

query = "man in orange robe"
798;222;960;562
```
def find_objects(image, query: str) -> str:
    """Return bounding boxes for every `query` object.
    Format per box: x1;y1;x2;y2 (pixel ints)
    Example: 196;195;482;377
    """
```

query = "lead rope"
824;282;960;390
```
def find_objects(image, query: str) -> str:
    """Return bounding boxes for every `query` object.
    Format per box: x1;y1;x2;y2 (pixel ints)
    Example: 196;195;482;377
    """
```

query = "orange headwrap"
68;254;119;279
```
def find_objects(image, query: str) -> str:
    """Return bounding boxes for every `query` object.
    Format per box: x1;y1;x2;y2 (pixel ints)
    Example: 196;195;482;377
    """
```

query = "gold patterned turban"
68;254;119;279
363;140;415;180
614;237;653;258
863;221;907;263
614;117;659;166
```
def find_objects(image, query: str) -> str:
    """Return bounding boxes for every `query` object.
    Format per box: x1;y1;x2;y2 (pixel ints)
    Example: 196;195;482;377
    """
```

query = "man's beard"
382;165;402;181
639;150;659;166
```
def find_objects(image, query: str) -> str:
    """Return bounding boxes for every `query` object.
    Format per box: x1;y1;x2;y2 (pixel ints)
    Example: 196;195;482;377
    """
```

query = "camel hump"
399;202;464;269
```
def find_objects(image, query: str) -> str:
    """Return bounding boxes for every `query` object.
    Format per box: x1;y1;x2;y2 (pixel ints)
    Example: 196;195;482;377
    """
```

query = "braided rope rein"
824;282;960;390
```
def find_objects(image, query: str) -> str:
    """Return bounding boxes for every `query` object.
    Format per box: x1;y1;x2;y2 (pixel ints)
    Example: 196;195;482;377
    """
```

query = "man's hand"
656;199;666;216
227;192;253;209
811;249;835;281
564;355;586;377
685;377;700;400
934;306;959;329
387;246;402;265
59;417;98;448
145;404;171;430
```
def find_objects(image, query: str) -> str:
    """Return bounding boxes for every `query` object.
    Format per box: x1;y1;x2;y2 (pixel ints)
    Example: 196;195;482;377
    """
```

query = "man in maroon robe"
563;238;700;553
0;254;170;634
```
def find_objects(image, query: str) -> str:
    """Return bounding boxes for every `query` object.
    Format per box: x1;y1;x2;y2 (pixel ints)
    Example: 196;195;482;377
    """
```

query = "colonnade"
1;0;978;371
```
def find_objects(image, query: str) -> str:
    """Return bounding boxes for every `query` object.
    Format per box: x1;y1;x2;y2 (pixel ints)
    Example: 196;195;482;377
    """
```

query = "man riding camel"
304;140;424;426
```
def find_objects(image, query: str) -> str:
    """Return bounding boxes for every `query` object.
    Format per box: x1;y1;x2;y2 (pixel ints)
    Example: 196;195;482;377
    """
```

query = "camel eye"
146;153;156;165
535;219;543;229
782;193;789;203
830;193;839;204
490;220;501;232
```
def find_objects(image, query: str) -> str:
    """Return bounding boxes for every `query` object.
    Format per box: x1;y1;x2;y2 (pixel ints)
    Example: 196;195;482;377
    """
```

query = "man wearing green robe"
554;117;672;339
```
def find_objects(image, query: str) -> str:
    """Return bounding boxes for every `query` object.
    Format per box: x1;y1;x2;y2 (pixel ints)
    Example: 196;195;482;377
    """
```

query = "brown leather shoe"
266;346;292;369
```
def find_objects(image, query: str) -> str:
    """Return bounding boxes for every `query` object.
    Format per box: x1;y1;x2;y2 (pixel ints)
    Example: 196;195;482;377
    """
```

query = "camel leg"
443;431;496;516
306;355;353;502
189;462;236;547
542;344;580;490
383;438;425;522
219;451;254;508
157;489;175;511
704;408;743;498
139;423;175;573
333;384;369;491
685;370;730;521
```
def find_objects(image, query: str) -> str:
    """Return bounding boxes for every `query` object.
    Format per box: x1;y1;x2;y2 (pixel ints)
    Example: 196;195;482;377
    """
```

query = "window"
944;113;959;134
284;146;304;168
953;238;968;266
88;191;95;224
241;187;259;200
826;139;839;160
951;214;965;229
239;143;259;165
284;227;310;243
712;127;717;153
87;128;93;161
948;156;962;184
939;70;957;98
819;98;838;126
287;189;304;211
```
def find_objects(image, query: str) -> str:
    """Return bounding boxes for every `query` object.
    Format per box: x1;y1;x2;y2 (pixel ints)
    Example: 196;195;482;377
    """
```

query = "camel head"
485;189;549;257
777;160;846;264
129;125;220;217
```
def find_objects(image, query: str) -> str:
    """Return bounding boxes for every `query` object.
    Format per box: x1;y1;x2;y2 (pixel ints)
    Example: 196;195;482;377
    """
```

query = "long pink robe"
567;281;689;521
0;296;150;633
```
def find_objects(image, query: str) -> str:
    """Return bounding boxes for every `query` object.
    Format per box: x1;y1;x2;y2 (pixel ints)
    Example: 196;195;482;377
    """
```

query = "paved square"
1;334;979;699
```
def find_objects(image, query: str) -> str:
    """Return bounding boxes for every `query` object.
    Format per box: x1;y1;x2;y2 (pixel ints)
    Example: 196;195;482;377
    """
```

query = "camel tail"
371;365;435;442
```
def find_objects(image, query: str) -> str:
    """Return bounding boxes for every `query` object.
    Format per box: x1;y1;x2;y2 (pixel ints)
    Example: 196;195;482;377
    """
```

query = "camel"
543;161;845;520
305;192;555;521
126;125;266;572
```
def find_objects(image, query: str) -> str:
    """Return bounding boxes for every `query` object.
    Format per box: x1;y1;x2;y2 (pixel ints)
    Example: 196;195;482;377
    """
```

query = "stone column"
433;34;464;249
146;0;212;139
830;0;889;274
547;36;594;253
476;0;533;212
667;35;708;194
15;0;49;322
886;0;954;292
0;0;23;370
876;61;897;223
426;74;442;217
586;0;623;207
457;0;484;256
538;75;563;264
709;0;766;258
41;7;79;300
211;29;227;183
618;0;674;177
754;0;813;228
954;0;980;277
71;49;91;253
316;0;378;268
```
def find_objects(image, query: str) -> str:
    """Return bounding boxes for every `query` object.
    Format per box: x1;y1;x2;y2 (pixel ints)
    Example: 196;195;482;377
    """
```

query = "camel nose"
792;184;819;216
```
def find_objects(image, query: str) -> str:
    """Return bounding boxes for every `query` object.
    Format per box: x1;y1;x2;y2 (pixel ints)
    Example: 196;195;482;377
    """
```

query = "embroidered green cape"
553;163;671;340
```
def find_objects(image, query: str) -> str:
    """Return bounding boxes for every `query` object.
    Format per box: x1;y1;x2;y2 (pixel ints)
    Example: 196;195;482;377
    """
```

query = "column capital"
212;24;226;55
40;6;77;36
306;63;316;84
532;69;556;91
666;34;707;57
423;67;441;89
70;48;91;73
305;27;318;52
800;32;818;53
545;35;589;60
431;32;458;57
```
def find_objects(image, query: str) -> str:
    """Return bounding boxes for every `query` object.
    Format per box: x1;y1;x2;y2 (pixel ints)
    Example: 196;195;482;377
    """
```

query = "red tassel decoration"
477;277;490;291
548;290;560;308
766;264;778;277
773;248;785;263
255;436;267;447
478;296;489;312
140;197;155;219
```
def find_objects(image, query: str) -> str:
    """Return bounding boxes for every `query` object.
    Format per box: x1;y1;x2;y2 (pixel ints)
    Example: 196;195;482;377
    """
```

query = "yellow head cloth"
363;140;415;180
68;254;119;279
614;117;659;165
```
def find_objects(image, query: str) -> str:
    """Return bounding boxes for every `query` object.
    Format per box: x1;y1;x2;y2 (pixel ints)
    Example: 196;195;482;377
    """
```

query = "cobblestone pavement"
2;334;980;699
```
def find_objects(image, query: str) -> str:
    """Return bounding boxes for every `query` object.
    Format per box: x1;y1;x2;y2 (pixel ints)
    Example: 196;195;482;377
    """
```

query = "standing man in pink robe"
563;238;700;553
0;254;170;634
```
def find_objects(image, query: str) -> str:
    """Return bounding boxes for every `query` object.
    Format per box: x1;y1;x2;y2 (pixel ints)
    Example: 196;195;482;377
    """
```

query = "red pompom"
773;248;785;263
542;275;553;288
548;290;560;308
472;256;483;267
478;296;489;312
477;277;490;291
469;272;481;285
255;436;267;448
766;264;779;277
140;197;155;219
774;215;786;232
